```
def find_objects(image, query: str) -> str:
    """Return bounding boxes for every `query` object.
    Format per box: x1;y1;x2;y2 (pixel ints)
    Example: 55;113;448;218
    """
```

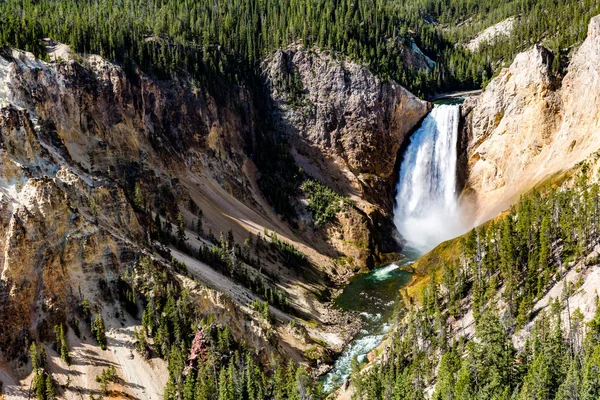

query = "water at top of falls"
394;103;466;253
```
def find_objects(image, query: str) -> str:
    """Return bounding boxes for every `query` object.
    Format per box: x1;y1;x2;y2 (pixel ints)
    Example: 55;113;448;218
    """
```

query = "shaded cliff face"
0;41;429;391
264;46;430;262
461;16;600;223
265;46;429;207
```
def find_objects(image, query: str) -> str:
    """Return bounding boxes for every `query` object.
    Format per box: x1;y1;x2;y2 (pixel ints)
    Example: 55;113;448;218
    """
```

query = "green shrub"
300;179;349;225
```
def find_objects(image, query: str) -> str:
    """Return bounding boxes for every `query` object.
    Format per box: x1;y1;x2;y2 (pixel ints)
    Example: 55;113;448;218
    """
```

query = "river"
322;249;419;392
323;102;465;392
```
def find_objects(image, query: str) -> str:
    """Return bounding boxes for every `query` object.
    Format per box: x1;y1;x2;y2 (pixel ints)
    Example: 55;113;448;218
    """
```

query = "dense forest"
132;256;323;400
2;0;600;96
351;163;600;399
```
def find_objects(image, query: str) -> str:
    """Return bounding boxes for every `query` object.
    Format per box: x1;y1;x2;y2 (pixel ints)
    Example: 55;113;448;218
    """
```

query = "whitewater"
394;104;465;252
323;103;466;393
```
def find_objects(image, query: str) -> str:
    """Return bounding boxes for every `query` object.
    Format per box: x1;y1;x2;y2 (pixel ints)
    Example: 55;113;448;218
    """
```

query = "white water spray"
323;104;467;394
394;104;465;253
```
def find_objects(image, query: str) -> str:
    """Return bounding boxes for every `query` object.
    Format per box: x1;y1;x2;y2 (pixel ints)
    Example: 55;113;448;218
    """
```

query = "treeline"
463;166;599;328
438;0;600;77
0;0;445;95
3;0;599;98
355;296;600;399
351;165;600;398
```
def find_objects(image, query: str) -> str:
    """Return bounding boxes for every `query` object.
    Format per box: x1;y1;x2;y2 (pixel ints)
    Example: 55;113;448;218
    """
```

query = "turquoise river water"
322;248;420;391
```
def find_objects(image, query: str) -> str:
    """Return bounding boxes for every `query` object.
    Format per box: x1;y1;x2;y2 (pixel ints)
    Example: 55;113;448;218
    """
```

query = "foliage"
352;169;600;399
2;0;600;99
250;299;273;323
195;233;290;311
91;315;107;350
96;366;118;395
130;257;321;400
53;324;71;366
267;231;310;271
29;343;55;400
300;179;349;225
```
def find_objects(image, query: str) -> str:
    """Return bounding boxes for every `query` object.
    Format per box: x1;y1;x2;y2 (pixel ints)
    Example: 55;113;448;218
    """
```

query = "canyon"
0;39;430;397
2;8;600;400
337;13;600;400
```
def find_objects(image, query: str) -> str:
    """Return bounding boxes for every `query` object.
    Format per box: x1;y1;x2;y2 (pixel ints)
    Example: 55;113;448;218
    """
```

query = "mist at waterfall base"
394;104;466;253
322;104;466;393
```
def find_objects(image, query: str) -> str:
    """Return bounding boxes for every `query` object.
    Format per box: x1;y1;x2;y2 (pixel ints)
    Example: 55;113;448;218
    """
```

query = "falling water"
394;104;465;253
323;104;466;393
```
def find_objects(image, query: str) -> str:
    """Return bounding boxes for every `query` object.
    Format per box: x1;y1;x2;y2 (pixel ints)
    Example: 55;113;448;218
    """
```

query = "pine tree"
183;370;196;400
473;307;514;397
91;314;107;350
133;182;145;211
433;348;461;400
539;214;552;273
177;212;186;245
272;364;287;400
582;345;600;400
195;364;215;400
54;324;71;365
227;229;234;248
34;372;46;400
556;356;582;400
217;367;234;400
155;213;162;236
499;214;517;312
454;362;474;400
45;375;56;400
29;342;40;371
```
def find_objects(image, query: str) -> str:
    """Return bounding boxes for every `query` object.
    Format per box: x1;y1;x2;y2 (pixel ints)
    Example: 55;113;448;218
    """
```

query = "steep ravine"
0;41;430;396
337;13;600;400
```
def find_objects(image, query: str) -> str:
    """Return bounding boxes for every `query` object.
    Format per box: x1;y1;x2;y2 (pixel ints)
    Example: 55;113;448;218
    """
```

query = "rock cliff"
264;46;430;263
265;46;429;208
0;40;428;394
461;16;600;223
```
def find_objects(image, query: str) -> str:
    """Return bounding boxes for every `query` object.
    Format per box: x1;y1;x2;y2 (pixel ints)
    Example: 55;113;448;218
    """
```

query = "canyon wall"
0;41;428;392
264;46;430;261
461;16;600;223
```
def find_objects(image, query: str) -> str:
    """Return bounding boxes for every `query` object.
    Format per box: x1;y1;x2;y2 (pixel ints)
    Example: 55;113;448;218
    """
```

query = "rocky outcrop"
0;99;144;358
467;17;517;52
264;46;430;262
265;46;429;204
461;16;600;223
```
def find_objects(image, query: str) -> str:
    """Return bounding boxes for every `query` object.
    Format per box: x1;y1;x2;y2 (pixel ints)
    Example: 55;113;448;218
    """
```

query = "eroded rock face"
264;46;430;260
0;48;265;376
0;48;293;396
461;16;600;223
265;46;429;199
461;44;560;221
0;41;430;389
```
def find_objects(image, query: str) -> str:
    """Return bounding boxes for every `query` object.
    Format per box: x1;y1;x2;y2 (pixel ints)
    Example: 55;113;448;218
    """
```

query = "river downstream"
322;249;419;392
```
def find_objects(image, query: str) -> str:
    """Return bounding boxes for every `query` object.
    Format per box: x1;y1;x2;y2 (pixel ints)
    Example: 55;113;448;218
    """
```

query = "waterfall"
393;104;465;253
